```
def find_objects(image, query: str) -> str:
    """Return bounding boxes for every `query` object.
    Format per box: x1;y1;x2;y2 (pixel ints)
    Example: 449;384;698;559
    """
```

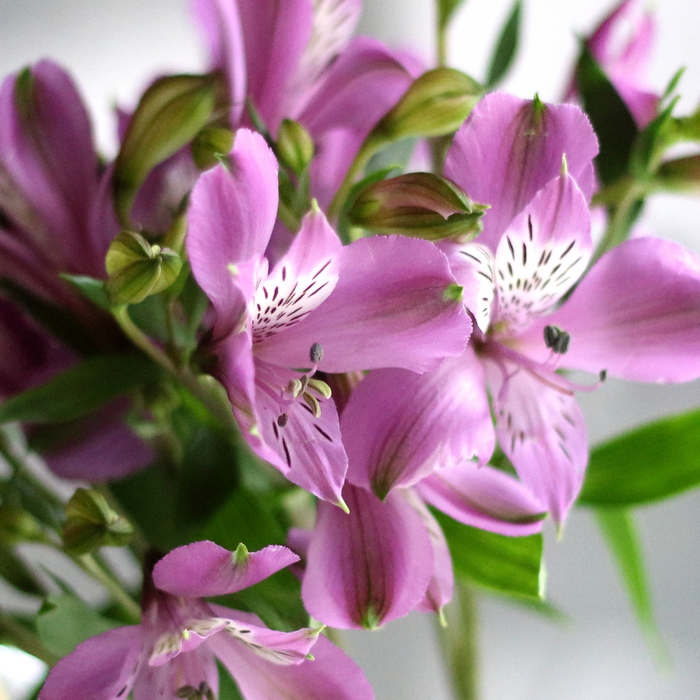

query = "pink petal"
237;0;314;131
136;645;218;700
487;360;588;525
209;624;374;700
418;463;547;536
343;351;494;497
186;129;278;336
256;235;471;373
444;92;598;249
519;237;700;383
302;484;433;629
192;0;246;124
153;541;300;598
493;172;592;335
39;626;143;700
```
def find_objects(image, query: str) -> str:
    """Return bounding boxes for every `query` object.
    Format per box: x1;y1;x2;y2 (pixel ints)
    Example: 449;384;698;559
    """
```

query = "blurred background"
0;0;698;698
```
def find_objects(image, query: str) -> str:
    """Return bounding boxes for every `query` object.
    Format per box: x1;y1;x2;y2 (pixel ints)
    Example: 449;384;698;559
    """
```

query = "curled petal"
488;361;588;525
520;237;700;383
187;129;278;336
303;484;433;629
418;464;547;536
343;351;494;498
256;235;471;373
153;541;300;598
445;92;598;249
39;626;143;700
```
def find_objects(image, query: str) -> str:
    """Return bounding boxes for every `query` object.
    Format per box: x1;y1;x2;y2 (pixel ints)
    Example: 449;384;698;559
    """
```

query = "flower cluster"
0;0;698;698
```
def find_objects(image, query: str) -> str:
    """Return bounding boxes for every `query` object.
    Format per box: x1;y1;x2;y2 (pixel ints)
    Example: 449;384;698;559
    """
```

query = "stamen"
543;325;571;354
287;378;305;398
307;377;332;399
302;391;322;417
277;413;289;427
310;342;324;364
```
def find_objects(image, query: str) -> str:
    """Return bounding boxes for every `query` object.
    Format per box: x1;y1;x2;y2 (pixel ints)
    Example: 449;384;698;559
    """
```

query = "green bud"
655;154;700;194
105;230;183;305
113;73;218;227
369;68;482;144
62;488;133;555
0;505;43;545
191;126;234;171
276;119;315;175
349;172;487;241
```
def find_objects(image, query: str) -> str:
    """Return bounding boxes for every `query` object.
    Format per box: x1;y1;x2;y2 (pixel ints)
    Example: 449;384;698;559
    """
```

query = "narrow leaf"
433;510;543;599
575;44;638;185
580;408;700;506
438;0;469;31
485;0;522;89
595;508;667;660
0;354;160;424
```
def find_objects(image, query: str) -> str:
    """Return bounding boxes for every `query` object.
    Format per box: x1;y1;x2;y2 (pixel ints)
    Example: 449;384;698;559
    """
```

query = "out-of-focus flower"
40;541;374;700
187;129;470;505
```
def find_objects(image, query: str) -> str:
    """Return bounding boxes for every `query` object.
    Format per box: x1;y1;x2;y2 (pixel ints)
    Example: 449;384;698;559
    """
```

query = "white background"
0;0;699;698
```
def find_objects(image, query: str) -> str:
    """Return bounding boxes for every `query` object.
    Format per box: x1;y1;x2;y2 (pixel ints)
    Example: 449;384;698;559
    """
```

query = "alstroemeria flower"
40;541;374;700
187;129;469;505
192;0;419;207
586;0;658;128
443;92;700;522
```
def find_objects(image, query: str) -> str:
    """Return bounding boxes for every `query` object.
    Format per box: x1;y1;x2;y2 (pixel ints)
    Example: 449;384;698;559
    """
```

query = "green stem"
112;305;240;435
0;609;59;666
438;581;479;700
327;141;378;224
437;23;448;67
73;553;141;622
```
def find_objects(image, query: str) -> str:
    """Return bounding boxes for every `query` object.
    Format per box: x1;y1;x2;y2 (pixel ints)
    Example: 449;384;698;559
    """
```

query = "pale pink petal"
302;484;433;629
518;237;700;383
418;463;547;536
487;360;588;525
186;129;278;336
343;350;494;497
444;93;598;249
39;626;143;700
209;626;374;700
153;541;300;598
256;235;470;373
493;172;591;334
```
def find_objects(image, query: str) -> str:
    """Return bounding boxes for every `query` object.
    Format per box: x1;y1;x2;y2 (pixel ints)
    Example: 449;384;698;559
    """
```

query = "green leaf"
433;510;543;599
113;74;217;227
575;44;639;186
218;660;245;700
437;0;468;30
0;545;43;595
0;354;160;424
595;508;667;659
485;0;522;89
60;274;111;311
36;592;117;657
579;408;700;506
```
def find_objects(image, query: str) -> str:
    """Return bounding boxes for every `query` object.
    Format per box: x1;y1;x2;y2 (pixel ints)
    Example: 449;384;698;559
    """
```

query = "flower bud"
368;68;481;144
656;154;700;194
105;230;183;305
191;126;234;171
276;119;315;175
349;172;487;241
62;488;133;555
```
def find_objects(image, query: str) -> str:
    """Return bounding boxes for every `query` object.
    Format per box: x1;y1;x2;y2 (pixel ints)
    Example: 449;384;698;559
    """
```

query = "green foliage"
485;0;522;89
60;275;111;311
36;592;117;657
580;408;700;506
433;510;543;599
437;0;468;31
0;354;160;425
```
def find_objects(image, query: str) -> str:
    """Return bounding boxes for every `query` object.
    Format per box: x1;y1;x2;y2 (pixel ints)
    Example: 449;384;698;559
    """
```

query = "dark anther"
543;325;571;354
277;413;289;427
599;369;607;382
309;342;324;364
